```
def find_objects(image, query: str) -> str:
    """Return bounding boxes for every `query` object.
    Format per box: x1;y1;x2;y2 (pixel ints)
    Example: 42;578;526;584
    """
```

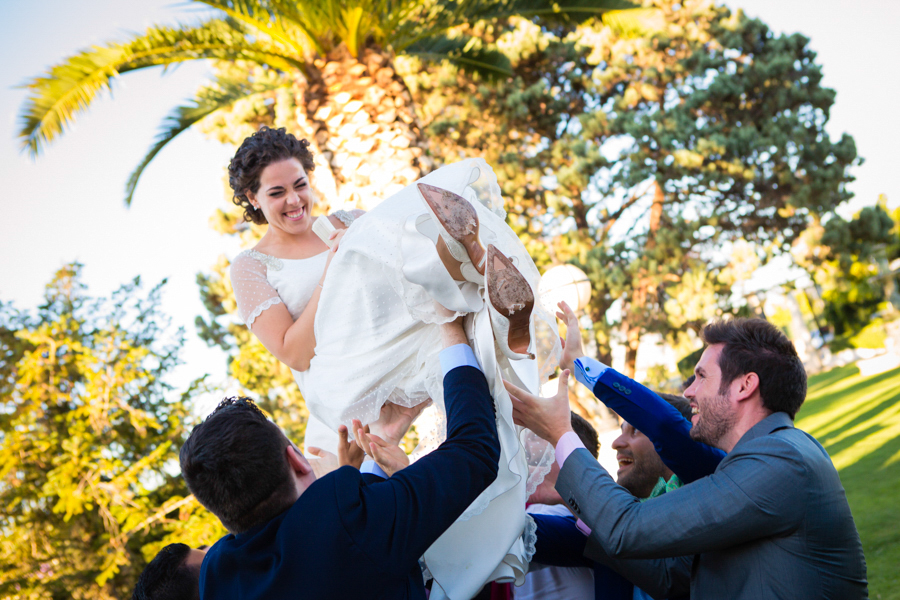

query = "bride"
229;126;559;599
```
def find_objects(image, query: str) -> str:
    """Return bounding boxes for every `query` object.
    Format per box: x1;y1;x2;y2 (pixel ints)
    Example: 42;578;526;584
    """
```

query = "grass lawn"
795;363;900;600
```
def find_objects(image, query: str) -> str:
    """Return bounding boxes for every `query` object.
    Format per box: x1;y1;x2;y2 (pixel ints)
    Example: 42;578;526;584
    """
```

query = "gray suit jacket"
557;412;868;599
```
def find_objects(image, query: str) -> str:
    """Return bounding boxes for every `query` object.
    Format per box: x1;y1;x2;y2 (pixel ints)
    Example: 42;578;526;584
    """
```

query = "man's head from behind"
685;318;807;449
179;397;314;534
132;543;206;600
613;393;691;498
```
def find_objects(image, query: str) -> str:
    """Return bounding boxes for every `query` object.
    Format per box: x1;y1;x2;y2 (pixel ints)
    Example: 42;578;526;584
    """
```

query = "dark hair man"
612;393;691;500
509;303;867;599
131;543;205;600
180;315;500;600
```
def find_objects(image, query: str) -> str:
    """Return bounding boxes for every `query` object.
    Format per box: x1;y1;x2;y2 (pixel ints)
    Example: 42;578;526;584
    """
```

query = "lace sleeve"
230;251;283;328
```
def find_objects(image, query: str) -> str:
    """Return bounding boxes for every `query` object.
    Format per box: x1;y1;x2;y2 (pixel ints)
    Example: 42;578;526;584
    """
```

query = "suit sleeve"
556;440;808;560
531;514;681;600
338;365;500;575
592;368;725;482
583;537;692;600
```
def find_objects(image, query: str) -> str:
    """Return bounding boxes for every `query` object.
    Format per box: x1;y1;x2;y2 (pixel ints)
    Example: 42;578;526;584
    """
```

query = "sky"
1;0;898;403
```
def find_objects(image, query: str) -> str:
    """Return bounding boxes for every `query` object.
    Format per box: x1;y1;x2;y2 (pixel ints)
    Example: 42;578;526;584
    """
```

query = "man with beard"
508;304;868;599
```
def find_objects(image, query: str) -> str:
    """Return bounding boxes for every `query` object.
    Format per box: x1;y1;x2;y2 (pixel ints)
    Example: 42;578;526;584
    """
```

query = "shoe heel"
486;245;535;360
417;183;486;282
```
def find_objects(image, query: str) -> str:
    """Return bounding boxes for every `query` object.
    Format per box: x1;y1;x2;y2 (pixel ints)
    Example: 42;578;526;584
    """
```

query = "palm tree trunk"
302;44;432;210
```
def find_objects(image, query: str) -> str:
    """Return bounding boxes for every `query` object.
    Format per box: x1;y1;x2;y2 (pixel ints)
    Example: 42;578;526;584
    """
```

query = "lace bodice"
231;211;358;327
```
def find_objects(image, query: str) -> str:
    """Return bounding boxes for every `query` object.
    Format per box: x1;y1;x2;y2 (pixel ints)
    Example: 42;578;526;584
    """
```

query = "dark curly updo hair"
228;126;316;225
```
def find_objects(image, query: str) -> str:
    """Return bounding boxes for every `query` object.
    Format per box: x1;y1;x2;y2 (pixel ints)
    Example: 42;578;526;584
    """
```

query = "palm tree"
17;0;635;208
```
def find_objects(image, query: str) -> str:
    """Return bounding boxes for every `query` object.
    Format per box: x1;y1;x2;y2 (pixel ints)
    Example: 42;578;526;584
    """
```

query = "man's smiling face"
684;344;738;449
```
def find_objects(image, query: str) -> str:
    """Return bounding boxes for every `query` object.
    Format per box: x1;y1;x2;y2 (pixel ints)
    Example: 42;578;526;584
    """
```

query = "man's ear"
733;372;760;403
285;445;313;477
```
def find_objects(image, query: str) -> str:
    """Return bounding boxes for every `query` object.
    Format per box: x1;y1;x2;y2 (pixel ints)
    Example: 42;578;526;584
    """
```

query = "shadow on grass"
834;429;900;600
798;365;900;600
807;364;860;395
797;366;900;422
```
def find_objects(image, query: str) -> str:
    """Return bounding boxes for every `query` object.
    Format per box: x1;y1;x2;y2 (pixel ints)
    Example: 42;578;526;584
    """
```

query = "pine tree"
0;264;224;599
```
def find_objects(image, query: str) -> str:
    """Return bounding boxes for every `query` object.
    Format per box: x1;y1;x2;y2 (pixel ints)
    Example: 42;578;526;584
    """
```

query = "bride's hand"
322;229;348;274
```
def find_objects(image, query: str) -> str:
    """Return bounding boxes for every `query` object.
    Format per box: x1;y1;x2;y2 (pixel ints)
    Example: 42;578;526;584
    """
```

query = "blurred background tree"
792;198;898;351
0;264;224;599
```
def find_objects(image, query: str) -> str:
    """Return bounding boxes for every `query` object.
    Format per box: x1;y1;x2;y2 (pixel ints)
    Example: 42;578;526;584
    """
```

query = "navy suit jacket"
199;365;499;600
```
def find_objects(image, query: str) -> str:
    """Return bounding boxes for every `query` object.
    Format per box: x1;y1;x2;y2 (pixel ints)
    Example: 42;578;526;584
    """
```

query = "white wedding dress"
231;158;560;600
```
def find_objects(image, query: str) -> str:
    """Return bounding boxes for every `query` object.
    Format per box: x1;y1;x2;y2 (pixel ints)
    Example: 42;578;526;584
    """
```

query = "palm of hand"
374;402;428;446
373;443;411;477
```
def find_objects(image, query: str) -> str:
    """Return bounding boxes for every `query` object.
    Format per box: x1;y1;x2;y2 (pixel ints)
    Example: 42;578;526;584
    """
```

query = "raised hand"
369;401;429;447
338;423;367;469
353;419;411;477
556;301;586;373
505;370;574;447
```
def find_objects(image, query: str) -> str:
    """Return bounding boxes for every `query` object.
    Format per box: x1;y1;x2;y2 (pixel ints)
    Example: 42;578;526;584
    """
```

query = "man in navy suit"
179;315;499;600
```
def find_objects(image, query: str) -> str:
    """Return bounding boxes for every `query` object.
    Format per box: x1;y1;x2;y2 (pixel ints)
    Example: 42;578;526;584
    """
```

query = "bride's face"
248;158;315;235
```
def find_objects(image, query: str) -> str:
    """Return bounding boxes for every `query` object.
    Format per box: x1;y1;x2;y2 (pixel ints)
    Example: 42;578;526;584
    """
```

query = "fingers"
338;424;349;445
307;446;322;457
557;369;570;396
503;378;535;404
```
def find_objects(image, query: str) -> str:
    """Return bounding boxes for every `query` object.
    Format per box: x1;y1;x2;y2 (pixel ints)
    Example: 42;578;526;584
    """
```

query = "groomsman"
178;315;499;600
509;311;868;599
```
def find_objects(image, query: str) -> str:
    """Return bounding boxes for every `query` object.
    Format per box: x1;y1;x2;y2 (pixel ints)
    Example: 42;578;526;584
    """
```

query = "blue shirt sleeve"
360;460;389;479
439;343;481;376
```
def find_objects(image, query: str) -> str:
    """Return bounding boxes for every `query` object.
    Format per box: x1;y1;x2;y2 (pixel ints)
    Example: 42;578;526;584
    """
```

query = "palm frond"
195;0;322;56
602;8;666;37
404;35;512;80
463;0;639;22
123;76;287;206
17;19;302;156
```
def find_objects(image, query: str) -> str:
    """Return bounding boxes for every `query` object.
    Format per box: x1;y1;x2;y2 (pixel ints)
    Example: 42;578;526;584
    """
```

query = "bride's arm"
232;213;361;371
248;272;326;372
248;230;348;372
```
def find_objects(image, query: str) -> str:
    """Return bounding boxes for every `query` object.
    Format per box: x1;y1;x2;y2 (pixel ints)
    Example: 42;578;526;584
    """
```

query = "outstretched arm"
556;302;724;482
346;316;500;574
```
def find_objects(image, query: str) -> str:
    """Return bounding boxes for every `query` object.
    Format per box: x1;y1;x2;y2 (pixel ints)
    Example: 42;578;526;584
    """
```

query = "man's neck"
719;406;773;453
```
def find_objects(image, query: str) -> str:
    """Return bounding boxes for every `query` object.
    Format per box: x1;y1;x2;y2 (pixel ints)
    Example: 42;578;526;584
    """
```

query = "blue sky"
1;0;897;400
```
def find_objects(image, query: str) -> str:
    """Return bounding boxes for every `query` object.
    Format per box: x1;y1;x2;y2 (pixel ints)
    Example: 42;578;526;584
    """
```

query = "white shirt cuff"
573;356;609;390
439;344;481;376
360;460;388;479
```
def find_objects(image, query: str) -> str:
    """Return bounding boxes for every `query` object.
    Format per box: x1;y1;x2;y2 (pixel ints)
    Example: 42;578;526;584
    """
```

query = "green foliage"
410;0;854;373
0;264;223;599
794;202;898;342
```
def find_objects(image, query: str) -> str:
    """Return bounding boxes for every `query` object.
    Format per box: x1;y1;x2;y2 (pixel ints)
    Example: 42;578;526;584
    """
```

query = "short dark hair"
179;397;297;533
570;413;599;458
132;543;199;600
228;126;316;225
701;318;807;419
681;374;695;391
658;392;693;421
